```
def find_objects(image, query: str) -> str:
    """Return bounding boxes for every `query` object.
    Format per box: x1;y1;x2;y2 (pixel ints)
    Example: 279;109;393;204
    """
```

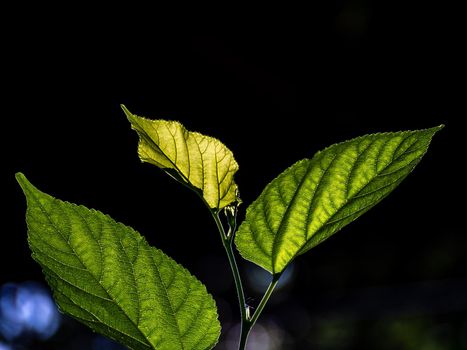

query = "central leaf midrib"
140;128;186;177
310;134;417;232
270;134;415;272
28;191;162;350
295;134;417;255
139;122;203;197
148;249;186;350
214;147;221;208
53;285;153;350
116;230;142;326
269;153;333;273
72;207;163;348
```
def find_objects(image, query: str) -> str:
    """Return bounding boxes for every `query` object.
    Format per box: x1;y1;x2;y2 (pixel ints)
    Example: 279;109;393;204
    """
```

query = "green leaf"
122;105;239;210
16;173;220;350
235;126;443;275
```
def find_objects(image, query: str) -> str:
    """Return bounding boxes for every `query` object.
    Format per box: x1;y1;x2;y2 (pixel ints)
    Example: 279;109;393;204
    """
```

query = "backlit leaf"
16;173;220;350
235;126;443;274
123;105;239;210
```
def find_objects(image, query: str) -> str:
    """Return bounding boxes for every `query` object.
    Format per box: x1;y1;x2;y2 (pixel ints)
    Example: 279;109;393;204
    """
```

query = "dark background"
2;3;465;349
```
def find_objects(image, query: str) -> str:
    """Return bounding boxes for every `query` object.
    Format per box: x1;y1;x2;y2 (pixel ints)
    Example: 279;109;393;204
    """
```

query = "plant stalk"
209;208;280;350
210;211;248;341
169;172;280;348
237;274;281;349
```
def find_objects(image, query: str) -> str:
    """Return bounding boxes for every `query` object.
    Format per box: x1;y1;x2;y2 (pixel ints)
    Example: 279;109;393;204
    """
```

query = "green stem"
238;274;281;349
250;274;281;325
202;198;279;349
163;172;278;348
210;211;248;341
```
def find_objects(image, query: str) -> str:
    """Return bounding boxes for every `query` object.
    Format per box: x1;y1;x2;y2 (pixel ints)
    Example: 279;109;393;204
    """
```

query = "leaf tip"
16;172;47;200
15;171;25;181
428;124;444;137
15;172;29;192
15;172;41;201
120;104;134;121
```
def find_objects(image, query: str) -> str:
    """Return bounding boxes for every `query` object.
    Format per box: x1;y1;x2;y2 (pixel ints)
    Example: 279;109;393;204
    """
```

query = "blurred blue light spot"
0;282;60;341
246;263;295;293
0;341;12;350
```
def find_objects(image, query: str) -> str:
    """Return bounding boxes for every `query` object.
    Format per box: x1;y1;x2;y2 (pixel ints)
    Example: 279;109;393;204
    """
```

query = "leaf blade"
235;126;443;274
16;173;220;350
123;105;239;210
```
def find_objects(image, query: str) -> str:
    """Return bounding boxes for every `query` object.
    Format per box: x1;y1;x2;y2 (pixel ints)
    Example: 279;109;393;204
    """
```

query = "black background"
2;3;466;349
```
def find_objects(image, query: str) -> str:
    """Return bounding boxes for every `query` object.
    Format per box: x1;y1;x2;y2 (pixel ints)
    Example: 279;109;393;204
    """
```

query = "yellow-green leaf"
16;173;221;350
235;126;443;275
122;105;239;210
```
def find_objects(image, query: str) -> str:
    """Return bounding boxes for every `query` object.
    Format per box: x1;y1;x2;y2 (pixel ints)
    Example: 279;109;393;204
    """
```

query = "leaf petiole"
249;273;281;326
238;274;281;349
209;204;280;349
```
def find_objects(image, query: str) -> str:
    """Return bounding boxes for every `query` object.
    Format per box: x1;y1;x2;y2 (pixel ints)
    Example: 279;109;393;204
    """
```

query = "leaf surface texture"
123;105;239;210
16;173;220;350
235;126;442;274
